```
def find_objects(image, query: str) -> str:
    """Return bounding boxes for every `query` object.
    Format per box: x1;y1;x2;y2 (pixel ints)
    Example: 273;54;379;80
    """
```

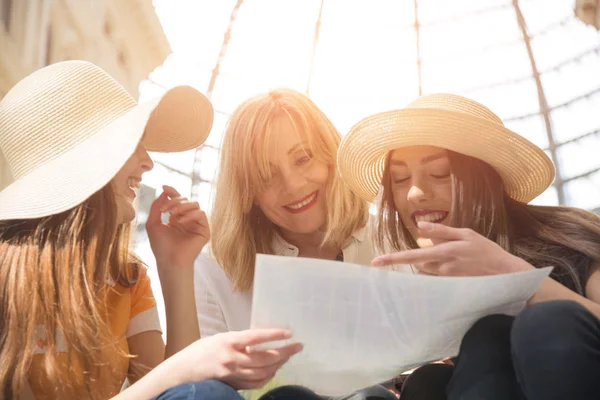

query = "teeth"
128;178;140;189
414;212;447;223
287;192;316;210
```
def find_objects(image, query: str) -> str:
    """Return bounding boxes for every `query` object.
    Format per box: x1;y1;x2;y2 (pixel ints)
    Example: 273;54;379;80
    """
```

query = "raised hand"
372;221;533;276
146;185;210;270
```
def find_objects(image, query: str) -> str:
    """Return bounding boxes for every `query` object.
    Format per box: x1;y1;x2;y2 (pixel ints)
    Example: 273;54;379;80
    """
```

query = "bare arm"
127;331;166;383
529;263;600;319
372;222;600;318
160;268;201;358
145;185;209;357
112;329;302;400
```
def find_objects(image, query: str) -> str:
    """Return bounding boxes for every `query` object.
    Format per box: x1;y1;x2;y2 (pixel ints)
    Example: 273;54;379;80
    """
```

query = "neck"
281;229;325;250
280;228;341;260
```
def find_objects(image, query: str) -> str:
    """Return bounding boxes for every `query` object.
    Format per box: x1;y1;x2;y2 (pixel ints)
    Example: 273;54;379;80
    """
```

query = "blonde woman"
0;61;301;400
195;89;401;399
337;93;600;400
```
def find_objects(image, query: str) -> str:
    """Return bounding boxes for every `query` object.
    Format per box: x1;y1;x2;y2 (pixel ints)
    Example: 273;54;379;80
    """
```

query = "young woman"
195;89;401;399
337;93;600;400
0;61;301;400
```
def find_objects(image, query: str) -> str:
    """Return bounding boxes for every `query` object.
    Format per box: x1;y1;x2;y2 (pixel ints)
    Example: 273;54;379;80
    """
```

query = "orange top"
28;267;161;399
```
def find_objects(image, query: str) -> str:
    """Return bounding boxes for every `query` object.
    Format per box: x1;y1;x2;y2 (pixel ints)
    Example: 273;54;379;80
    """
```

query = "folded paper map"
250;254;551;396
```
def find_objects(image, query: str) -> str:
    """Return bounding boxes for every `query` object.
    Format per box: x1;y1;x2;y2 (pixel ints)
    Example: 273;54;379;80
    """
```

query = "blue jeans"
154;380;394;400
153;380;243;400
153;380;322;400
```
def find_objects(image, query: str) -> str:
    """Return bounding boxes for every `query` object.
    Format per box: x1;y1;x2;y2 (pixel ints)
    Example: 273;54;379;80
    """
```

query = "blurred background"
1;0;599;330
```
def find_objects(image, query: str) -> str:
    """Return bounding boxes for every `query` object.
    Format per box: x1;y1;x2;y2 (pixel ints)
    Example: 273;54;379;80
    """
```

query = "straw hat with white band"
0;60;214;221
337;93;555;204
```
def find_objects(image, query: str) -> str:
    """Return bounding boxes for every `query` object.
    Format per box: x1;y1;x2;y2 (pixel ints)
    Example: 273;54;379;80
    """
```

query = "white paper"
250;254;551;396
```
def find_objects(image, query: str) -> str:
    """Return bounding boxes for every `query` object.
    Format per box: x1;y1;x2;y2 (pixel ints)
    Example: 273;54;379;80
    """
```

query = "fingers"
146;191;169;228
167;201;200;217
412;261;442;275
161;184;181;198
231;329;293;348
176;209;208;227
225;345;302;390
417;222;473;241
230;358;288;387
372;246;442;266
371;239;465;266
244;343;303;367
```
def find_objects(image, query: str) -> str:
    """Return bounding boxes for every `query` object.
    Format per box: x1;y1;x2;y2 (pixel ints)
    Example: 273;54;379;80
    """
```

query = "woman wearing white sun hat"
0;61;303;400
337;93;600;400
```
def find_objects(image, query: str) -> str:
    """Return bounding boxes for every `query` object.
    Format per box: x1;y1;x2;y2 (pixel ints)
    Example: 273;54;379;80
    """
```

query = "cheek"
434;182;453;207
255;189;280;211
391;189;408;215
307;162;329;185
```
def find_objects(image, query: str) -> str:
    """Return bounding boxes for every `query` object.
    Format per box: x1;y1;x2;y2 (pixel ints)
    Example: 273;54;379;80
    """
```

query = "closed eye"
297;156;311;165
393;177;410;184
296;150;313;165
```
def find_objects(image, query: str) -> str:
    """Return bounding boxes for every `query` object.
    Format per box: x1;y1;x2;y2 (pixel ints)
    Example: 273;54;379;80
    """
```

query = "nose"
282;168;307;194
138;145;154;172
406;176;430;205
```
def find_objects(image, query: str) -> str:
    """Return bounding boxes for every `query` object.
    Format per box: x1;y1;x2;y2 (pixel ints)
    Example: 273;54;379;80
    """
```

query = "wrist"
507;255;534;273
156;261;194;278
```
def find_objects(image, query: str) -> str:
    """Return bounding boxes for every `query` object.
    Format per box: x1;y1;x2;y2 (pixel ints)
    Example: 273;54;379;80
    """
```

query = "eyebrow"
287;141;308;155
390;152;447;167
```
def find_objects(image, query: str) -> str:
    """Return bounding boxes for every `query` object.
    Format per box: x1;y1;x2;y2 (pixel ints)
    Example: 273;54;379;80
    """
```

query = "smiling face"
109;143;154;224
388;145;453;246
254;116;330;236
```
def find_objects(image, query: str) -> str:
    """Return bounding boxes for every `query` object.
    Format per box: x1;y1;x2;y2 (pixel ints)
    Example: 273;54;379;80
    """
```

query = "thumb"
146;191;169;228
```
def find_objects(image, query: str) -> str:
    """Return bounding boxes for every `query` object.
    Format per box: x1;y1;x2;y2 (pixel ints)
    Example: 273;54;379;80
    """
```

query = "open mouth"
128;178;141;189
411;211;449;226
127;178;141;198
284;191;318;214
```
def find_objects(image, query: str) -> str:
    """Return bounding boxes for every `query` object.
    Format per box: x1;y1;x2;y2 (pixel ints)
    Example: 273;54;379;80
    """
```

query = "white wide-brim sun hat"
0;60;214;221
337;93;555;204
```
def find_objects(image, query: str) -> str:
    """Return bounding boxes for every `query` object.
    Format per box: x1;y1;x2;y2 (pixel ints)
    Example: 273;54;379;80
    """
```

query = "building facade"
0;0;170;190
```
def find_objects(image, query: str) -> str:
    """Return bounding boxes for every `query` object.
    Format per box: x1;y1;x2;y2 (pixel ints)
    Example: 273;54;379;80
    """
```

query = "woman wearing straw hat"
337;93;600;399
195;89;403;399
0;61;304;400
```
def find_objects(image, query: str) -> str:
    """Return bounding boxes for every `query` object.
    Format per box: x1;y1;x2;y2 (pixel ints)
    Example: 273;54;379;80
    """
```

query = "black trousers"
401;300;600;400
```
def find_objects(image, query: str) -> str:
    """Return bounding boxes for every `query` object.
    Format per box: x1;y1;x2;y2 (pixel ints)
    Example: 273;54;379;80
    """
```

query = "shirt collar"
271;225;366;256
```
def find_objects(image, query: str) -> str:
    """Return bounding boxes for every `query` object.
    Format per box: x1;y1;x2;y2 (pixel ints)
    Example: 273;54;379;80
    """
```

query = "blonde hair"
211;89;367;291
0;184;137;400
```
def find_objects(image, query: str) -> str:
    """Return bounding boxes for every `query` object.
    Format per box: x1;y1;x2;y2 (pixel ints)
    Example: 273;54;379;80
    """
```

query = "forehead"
265;115;311;154
390;145;448;165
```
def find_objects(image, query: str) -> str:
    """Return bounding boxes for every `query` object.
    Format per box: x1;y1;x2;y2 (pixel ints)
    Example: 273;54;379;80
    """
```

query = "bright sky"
136;0;600;331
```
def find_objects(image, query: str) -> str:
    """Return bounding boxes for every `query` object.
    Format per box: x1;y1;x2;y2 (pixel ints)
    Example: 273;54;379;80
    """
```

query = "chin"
288;219;325;235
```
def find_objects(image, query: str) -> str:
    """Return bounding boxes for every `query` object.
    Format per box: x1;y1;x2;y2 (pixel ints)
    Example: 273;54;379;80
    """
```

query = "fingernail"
372;258;383;266
418;221;434;230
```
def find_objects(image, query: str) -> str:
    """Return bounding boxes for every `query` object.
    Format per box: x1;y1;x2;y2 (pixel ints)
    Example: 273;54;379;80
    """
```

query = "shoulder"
194;249;235;293
195;250;223;275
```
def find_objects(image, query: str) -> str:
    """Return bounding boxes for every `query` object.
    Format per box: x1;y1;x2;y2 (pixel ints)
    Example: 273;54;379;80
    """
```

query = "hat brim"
0;86;213;220
337;108;555;204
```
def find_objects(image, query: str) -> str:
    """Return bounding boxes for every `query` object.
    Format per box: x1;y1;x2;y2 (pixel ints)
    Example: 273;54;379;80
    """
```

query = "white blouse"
194;227;413;337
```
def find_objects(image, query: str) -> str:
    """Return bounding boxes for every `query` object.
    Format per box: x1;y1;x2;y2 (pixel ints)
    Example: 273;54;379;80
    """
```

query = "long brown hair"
0;184;137;399
376;150;600;295
211;89;368;291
